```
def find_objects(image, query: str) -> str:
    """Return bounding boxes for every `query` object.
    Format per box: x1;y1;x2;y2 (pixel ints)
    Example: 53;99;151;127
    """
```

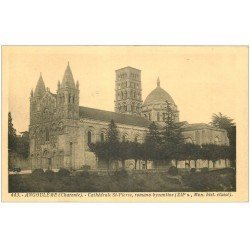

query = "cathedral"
29;63;229;170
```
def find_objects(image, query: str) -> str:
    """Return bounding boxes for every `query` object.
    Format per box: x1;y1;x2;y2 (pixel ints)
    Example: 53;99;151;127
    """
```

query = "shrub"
57;168;70;177
13;167;21;173
44;169;55;181
201;167;209;173
190;168;196;173
31;168;44;178
113;168;128;180
81;165;91;171
168;166;178;176
78;170;90;178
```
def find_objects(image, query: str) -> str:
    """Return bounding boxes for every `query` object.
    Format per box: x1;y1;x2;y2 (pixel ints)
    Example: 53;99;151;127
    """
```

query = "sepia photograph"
1;2;250;250
2;46;248;201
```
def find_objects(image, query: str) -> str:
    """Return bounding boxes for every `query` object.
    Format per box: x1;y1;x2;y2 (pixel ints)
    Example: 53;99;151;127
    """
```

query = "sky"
3;46;248;133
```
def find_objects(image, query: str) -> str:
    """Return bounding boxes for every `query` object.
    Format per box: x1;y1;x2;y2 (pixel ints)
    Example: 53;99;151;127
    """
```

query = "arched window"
157;112;160;121
144;114;147;118
100;132;105;142
45;127;49;141
72;95;75;103
186;137;193;144
149;113;151;121
124;105;127;111
124;91;127;99
88;131;92;144
131;103;134;112
163;113;166;121
70;142;73;155
122;134;126;142
214;136;219;145
134;136;138;142
121;92;124;99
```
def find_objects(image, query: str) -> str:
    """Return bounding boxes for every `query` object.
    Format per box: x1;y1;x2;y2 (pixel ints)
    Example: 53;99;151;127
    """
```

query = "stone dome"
143;77;175;106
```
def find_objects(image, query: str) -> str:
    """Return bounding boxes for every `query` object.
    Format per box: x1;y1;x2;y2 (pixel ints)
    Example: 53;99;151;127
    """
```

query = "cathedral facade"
29;64;229;170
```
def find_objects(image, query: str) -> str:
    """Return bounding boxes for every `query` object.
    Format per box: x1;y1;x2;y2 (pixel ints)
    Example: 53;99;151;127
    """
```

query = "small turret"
57;80;61;89
157;77;160;87
30;89;33;97
76;80;79;89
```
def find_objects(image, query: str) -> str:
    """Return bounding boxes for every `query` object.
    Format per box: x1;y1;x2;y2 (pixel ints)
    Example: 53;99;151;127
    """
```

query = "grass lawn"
8;168;236;193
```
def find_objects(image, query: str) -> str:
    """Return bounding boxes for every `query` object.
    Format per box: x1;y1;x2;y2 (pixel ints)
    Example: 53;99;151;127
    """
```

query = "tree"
144;122;162;168
210;112;235;132
219;145;231;168
89;120;120;169
8;112;17;152
16;131;29;158
129;142;143;169
210;112;236;167
201;144;223;168
162;101;184;167
162;101;183;146
117;141;130;168
107;119;119;144
179;143;202;168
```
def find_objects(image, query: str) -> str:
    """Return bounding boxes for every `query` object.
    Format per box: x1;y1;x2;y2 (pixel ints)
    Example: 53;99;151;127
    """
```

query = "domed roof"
143;77;175;106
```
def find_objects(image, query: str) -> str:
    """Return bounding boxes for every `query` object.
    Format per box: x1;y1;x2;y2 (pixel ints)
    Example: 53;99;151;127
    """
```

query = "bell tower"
30;73;46;125
56;62;79;120
114;66;142;116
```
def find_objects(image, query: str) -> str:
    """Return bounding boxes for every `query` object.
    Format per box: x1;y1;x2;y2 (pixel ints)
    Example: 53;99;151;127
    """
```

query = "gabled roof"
79;106;152;128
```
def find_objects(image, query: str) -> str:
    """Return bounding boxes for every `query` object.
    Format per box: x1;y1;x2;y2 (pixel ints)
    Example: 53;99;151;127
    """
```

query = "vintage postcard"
1;46;248;202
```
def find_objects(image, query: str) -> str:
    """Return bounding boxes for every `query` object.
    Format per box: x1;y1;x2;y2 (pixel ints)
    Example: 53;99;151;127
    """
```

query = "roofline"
79;105;151;127
79;117;149;130
115;66;141;72
181;125;226;132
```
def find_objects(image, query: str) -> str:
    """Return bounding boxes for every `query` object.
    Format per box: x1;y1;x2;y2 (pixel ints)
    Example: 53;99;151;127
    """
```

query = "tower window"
70;142;73;155
87;131;92;144
149;113;151;121
100;133;105;142
157;112;160;121
45;127;50;141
